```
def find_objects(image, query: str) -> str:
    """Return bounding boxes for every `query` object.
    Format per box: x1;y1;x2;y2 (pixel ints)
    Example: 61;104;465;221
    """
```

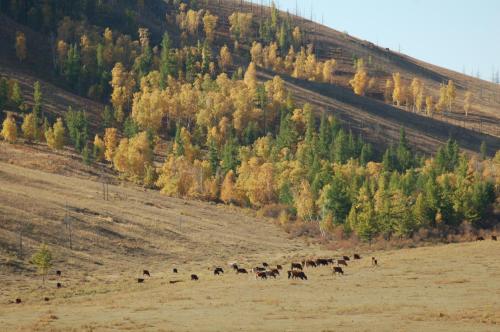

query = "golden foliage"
21;113;37;141
104;127;118;162
464;91;472;117
113;131;153;181
93;134;105;161
110;62;136;123
203;11;218;42
1;113;17;143
228;12;253;41
218;45;232;72
349;59;368;96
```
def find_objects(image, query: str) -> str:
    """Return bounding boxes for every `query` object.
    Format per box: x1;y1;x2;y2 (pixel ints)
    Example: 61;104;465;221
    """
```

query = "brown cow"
276;264;283;270
231;263;239;271
291;262;303;270
266;269;279;278
476;236;485;241
56;282;62;289
173;268;178;273
262;262;269;268
15;298;21;304
333;266;344;275
143;270;151;277
191;274;199;281
255;272;267;279
343;256;350;261
337;259;348;267
315;259;328;266
492;235;497;241
56;270;62;277
237;268;248;274
290;271;307;280
305;260;317;268
44;297;50;302
353;254;361;260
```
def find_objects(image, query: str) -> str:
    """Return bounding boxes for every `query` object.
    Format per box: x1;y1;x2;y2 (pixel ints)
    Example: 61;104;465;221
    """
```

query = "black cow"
143;270;151;277
56;270;62;277
237;268;248;274
333;266;344;275
137;278;145;283
353;254;361;260
191;274;199;281
343;256;350;261
56;282;62;289
476;236;485;241
173;268;178;273
214;267;224;275
492;235;497;241
337;259;348;267
291;262;303;270
276;264;283;270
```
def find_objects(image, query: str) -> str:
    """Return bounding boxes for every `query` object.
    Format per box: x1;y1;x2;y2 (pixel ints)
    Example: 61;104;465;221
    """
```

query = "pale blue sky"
274;0;500;81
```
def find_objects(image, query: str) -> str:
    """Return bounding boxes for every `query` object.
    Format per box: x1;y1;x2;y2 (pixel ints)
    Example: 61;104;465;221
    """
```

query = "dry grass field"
0;142;499;331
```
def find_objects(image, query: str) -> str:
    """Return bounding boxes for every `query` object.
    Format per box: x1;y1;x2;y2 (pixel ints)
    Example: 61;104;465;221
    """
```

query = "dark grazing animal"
143;270;151;277
476;236;485;241
276;264;283;270
173;268;178;273
253;267;266;273
262;262;269;267
353;254;361;260
56;282;62;289
291;262;303;270
326;258;334;264
231;263;239;271
289;271;307;280
191;274;199;281
372;257;378;266
15;298;21;304
44;297;50;302
333;266;344;275
214;267;224;275
315;259;328;266
305;260;317;267
343;256;350;261
337;259;348;267
492;235;497;241
265;271;277;279
255;272;267;279
236;268;248;274
56;270;62;277
287;270;306;280
137;278;145;283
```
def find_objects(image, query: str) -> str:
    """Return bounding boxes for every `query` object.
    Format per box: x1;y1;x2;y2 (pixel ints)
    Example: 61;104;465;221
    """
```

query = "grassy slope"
0;142;499;331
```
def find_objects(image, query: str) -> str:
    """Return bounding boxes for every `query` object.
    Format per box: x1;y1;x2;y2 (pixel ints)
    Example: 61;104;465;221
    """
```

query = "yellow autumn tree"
1;113;17;143
322;59;336;83
218;45;232;72
349;59;368;96
243;62;257;91
392;72;403;106
104;127;118;161
228;12;253;42
93;134;105;161
132;71;168;133
110;62;136;123
15;31;27;62
220;170;237;204
425;95;434;116
203;11;218;42
186;9;200;35
295;180;314;221
464;91;472;117
410;78;423;112
250;41;263;66
113;131;153;181
435;83;447;113
21;112;37;142
45;118;65;150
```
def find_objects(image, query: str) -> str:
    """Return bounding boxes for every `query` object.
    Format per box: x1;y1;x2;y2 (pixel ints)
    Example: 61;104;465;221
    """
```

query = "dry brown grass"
0;142;499;331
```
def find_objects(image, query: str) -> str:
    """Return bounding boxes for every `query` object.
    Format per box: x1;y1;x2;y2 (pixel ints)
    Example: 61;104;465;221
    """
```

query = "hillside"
0;0;499;155
1;142;499;331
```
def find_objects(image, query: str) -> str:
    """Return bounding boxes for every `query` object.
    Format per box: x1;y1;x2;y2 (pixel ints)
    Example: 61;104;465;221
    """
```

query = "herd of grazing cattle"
10;234;497;304
135;253;378;284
